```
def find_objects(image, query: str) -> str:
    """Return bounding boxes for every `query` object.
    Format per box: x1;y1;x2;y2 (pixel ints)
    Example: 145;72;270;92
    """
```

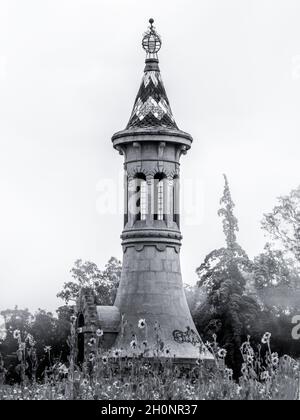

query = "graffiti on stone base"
173;326;201;346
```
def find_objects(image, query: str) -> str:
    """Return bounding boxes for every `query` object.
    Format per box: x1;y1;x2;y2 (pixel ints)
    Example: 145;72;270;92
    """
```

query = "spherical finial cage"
142;18;161;58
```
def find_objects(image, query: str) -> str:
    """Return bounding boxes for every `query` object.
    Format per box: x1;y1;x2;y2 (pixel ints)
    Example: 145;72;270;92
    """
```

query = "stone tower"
76;19;212;364
110;19;211;362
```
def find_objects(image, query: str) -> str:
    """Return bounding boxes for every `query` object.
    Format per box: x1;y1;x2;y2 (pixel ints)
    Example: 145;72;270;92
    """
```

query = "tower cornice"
112;128;193;150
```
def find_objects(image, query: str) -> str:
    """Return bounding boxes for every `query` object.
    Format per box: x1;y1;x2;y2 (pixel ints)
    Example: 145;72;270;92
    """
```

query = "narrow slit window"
140;180;147;220
173;176;180;227
134;174;147;223
157;180;164;220
154;173;166;221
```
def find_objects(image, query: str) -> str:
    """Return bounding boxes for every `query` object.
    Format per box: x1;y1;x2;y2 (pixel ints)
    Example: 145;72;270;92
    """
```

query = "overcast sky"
0;0;299;313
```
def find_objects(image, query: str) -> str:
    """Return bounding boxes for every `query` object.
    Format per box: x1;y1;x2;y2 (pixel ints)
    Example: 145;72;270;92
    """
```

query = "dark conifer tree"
195;175;261;375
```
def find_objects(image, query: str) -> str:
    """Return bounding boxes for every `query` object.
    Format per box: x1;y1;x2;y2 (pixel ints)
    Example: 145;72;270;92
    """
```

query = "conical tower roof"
112;19;192;147
126;19;179;131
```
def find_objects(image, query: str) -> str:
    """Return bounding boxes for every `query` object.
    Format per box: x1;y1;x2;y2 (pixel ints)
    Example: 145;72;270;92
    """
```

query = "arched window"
154;173;167;221
134;174;147;223
173;175;180;227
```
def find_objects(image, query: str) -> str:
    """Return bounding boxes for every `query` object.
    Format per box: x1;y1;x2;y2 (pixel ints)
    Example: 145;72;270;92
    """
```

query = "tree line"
1;177;300;380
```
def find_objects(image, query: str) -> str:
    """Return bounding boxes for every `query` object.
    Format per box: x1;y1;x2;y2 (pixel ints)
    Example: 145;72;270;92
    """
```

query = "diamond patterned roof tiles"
126;67;179;130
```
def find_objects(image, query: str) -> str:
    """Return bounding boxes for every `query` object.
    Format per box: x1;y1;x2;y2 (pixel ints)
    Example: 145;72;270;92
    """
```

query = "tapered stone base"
112;245;213;362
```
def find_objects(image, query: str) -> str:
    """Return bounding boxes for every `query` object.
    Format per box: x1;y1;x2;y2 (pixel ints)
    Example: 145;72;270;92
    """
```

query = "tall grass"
0;319;299;400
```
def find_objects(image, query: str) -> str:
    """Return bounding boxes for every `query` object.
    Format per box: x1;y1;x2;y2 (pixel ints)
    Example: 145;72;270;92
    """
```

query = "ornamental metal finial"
142;18;162;59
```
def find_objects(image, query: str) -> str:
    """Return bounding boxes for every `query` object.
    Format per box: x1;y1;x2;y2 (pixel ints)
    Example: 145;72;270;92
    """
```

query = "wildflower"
138;382;144;389
58;364;69;375
96;329;104;337
138;319;146;329
225;368;233;380
113;349;122;358
25;334;35;347
247;355;254;364
89;353;95;362
13;330;21;340
130;340;137;350
89;337;96;345
102;356;108;364
236;386;242;395
218;349;227;359
0;322;7;341
19;343;26;351
113;381;120;389
143;362;150;371
261;371;270;381
261;332;271;344
241;364;248;376
271;353;279;366
174;366;181;376
70;315;77;323
44;346;52;353
82;379;89;386
77;327;83;334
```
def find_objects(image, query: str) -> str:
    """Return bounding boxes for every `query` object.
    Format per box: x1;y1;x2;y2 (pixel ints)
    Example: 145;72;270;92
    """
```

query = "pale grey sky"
0;0;299;313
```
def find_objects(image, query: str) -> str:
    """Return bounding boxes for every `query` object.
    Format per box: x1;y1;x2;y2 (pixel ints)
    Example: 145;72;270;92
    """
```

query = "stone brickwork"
113;245;211;360
76;20;213;365
76;289;98;363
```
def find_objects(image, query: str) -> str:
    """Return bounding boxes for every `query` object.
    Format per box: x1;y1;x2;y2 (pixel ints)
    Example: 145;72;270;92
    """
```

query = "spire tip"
142;18;161;58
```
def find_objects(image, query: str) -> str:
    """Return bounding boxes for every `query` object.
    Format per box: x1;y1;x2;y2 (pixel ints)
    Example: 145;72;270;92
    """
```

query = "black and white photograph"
0;0;300;403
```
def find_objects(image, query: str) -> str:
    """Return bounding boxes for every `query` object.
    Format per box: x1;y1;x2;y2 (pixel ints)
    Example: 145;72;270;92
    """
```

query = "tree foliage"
57;257;122;305
262;186;300;264
0;256;122;382
195;175;261;374
0;306;72;382
253;244;297;290
252;187;300;358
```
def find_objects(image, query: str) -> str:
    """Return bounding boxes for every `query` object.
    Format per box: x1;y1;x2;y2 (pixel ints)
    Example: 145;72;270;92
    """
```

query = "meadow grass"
0;322;299;400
